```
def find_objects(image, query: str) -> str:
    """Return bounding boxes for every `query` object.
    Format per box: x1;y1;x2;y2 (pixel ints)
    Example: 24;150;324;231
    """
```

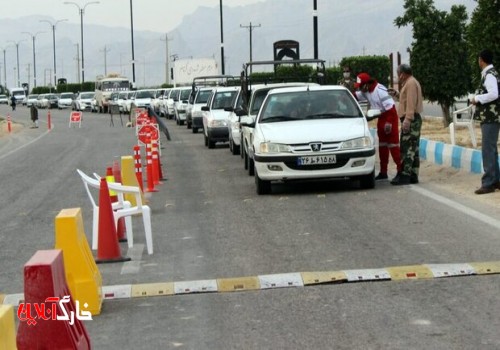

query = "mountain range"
0;0;475;88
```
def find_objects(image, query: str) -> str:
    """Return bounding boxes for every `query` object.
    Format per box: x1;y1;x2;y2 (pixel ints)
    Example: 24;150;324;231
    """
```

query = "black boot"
391;174;410;185
410;173;419;184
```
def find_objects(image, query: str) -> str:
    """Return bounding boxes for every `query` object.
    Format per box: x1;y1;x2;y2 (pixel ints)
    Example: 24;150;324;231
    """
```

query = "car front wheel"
255;169;271;195
357;170;375;189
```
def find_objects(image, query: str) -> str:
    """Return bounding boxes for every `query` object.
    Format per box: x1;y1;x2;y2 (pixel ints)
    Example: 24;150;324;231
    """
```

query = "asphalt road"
0;104;499;349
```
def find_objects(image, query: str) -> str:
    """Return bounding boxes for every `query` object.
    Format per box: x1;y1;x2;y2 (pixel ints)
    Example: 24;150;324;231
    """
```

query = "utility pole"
240;22;261;74
100;45;111;75
74;43;80;84
219;0;225;74
313;0;318;59
160;34;173;85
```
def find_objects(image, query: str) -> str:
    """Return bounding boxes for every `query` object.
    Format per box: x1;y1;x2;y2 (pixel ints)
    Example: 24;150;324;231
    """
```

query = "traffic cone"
105;167;127;243
133;145;144;192
105;167;118;201
151;139;162;185
145;136;158;192
95;178;131;264
112;159;122;184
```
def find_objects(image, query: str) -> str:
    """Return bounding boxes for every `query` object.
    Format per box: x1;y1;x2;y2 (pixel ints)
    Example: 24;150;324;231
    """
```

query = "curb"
369;128;488;175
420;138;485;174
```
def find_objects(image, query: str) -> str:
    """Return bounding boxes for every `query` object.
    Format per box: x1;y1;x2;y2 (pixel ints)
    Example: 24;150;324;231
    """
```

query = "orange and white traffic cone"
133;145;144;192
105;167;127;242
145;135;158;192
151;138;162;185
95;178;131;263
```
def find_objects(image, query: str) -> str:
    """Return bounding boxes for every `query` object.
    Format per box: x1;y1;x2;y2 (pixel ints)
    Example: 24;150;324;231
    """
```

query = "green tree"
467;0;500;87
395;0;471;126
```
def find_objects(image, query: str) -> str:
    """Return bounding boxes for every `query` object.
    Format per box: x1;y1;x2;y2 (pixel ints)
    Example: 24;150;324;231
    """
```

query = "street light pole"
313;0;318;59
40;19;68;87
64;1;99;83
1;48;6;88
129;0;136;87
7;40;25;87
22;31;45;88
219;0;225;74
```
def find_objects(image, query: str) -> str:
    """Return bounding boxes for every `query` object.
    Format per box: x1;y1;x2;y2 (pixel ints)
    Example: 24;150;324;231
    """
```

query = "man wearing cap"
470;49;500;194
354;72;402;181
392;64;423;185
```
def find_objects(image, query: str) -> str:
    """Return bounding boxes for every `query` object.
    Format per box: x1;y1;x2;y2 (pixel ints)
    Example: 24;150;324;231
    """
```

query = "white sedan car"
202;86;241;149
246;85;379;194
73;92;95;111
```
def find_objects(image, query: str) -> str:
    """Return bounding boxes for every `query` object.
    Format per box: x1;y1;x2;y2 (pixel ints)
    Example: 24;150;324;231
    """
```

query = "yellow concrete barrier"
121;155;145;206
54;208;103;315
0;304;17;349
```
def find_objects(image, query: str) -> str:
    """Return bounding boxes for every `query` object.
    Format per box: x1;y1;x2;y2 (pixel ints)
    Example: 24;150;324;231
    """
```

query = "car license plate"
297;155;336;165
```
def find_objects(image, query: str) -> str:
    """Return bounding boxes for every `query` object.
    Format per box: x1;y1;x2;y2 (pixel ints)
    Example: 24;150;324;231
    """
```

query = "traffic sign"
137;123;159;145
69;111;82;128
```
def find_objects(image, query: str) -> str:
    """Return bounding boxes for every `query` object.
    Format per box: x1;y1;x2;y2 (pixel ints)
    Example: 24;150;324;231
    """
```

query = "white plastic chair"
92;171;153;255
76;169;133;251
449;100;477;148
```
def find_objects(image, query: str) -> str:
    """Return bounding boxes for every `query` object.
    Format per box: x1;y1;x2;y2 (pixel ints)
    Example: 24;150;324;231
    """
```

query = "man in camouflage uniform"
391;64;423;185
470;49;500;194
338;66;355;94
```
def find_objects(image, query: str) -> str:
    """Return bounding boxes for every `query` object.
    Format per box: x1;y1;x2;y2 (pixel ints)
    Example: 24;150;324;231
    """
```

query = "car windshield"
180;89;191;100
29;95;38;99
250;88;273;115
61;93;74;99
259;90;363;123
136;90;155;98
195;90;212;104
81;93;94;99
212;91;238;110
101;81;129;91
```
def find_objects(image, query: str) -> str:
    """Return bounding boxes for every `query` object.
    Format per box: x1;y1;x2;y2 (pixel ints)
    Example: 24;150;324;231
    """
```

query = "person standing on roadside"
470;49;500;195
391;63;423;186
30;103;39;128
10;95;16;111
338;66;355;94
354;72;402;181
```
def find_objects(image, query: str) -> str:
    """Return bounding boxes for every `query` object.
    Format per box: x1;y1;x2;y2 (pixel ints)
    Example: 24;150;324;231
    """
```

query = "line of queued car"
163;62;381;195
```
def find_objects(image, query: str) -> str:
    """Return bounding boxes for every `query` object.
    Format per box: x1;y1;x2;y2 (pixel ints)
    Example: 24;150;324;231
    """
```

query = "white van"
10;87;26;105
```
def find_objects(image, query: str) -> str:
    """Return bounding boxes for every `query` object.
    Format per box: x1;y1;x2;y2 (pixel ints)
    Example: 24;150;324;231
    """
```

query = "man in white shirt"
470;49;500;194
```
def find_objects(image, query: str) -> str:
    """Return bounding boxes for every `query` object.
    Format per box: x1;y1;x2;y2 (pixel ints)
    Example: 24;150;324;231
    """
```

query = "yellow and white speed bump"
2;261;500;306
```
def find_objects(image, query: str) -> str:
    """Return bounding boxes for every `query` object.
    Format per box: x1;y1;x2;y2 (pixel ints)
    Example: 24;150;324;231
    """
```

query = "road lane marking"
411;186;500;231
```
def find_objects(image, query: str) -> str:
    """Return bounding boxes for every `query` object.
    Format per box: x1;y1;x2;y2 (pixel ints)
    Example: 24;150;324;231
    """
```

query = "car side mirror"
224;107;234;112
240;116;255;127
201;106;210;112
235;108;247;117
365;109;381;121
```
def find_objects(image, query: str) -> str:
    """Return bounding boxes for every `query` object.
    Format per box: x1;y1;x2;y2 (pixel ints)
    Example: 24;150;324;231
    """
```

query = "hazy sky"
1;0;264;33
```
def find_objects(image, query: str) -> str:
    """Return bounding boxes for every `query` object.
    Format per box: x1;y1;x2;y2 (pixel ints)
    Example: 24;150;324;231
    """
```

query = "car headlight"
340;137;372;149
208;120;228;127
259;142;292;153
